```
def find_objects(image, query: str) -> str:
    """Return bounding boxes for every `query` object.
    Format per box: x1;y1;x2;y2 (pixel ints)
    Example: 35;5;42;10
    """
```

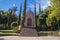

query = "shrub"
0;30;17;33
11;22;18;30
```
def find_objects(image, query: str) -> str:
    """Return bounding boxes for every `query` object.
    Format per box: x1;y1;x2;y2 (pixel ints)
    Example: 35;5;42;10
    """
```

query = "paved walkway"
20;27;38;36
0;36;60;40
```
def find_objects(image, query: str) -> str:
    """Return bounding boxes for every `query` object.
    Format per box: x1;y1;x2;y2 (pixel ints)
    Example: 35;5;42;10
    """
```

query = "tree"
22;0;26;27
37;4;42;27
45;6;52;12
7;9;12;29
0;10;9;29
34;1;37;28
10;7;17;22
0;10;7;24
50;0;60;16
18;4;22;26
0;7;17;30
0;10;3;24
50;0;60;9
7;7;17;29
45;0;60;30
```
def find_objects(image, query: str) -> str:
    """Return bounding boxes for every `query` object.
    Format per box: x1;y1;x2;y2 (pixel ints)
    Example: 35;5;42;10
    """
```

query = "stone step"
20;27;38;36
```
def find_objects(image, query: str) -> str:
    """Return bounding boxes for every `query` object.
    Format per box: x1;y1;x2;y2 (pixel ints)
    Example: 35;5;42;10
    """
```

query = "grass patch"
0;33;18;36
0;30;18;33
0;30;19;36
37;31;58;36
37;31;58;33
0;33;17;34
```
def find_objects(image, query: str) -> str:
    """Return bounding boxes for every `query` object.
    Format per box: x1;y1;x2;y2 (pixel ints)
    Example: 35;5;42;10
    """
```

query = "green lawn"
0;30;18;33
0;30;19;36
37;31;58;34
37;31;59;36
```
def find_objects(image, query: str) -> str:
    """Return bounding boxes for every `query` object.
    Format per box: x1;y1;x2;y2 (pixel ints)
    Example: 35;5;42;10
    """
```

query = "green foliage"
50;0;60;9
0;10;7;24
37;18;40;26
38;31;58;36
0;7;17;30
46;14;58;30
11;22;18;28
22;0;26;27
46;9;60;26
36;0;60;31
50;0;60;18
34;1;37;27
45;6;52;12
46;18;51;26
49;9;60;18
45;0;60;31
18;4;22;25
0;30;17;33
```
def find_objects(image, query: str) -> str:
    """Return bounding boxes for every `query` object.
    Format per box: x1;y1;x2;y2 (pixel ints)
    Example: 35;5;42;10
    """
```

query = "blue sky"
0;0;51;15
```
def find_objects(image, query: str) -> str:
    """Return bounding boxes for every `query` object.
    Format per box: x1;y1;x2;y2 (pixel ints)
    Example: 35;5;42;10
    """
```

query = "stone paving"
0;27;60;40
20;27;38;36
0;36;60;40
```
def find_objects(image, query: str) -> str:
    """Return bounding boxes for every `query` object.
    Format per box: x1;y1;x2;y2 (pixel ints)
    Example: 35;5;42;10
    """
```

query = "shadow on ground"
0;38;5;40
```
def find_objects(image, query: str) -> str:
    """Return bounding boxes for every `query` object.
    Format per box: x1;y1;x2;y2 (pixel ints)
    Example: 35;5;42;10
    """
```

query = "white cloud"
13;4;16;7
27;0;51;12
37;0;51;10
27;2;39;12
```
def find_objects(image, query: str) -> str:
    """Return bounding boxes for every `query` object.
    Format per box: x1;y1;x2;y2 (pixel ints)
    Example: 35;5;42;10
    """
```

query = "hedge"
0;30;17;33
